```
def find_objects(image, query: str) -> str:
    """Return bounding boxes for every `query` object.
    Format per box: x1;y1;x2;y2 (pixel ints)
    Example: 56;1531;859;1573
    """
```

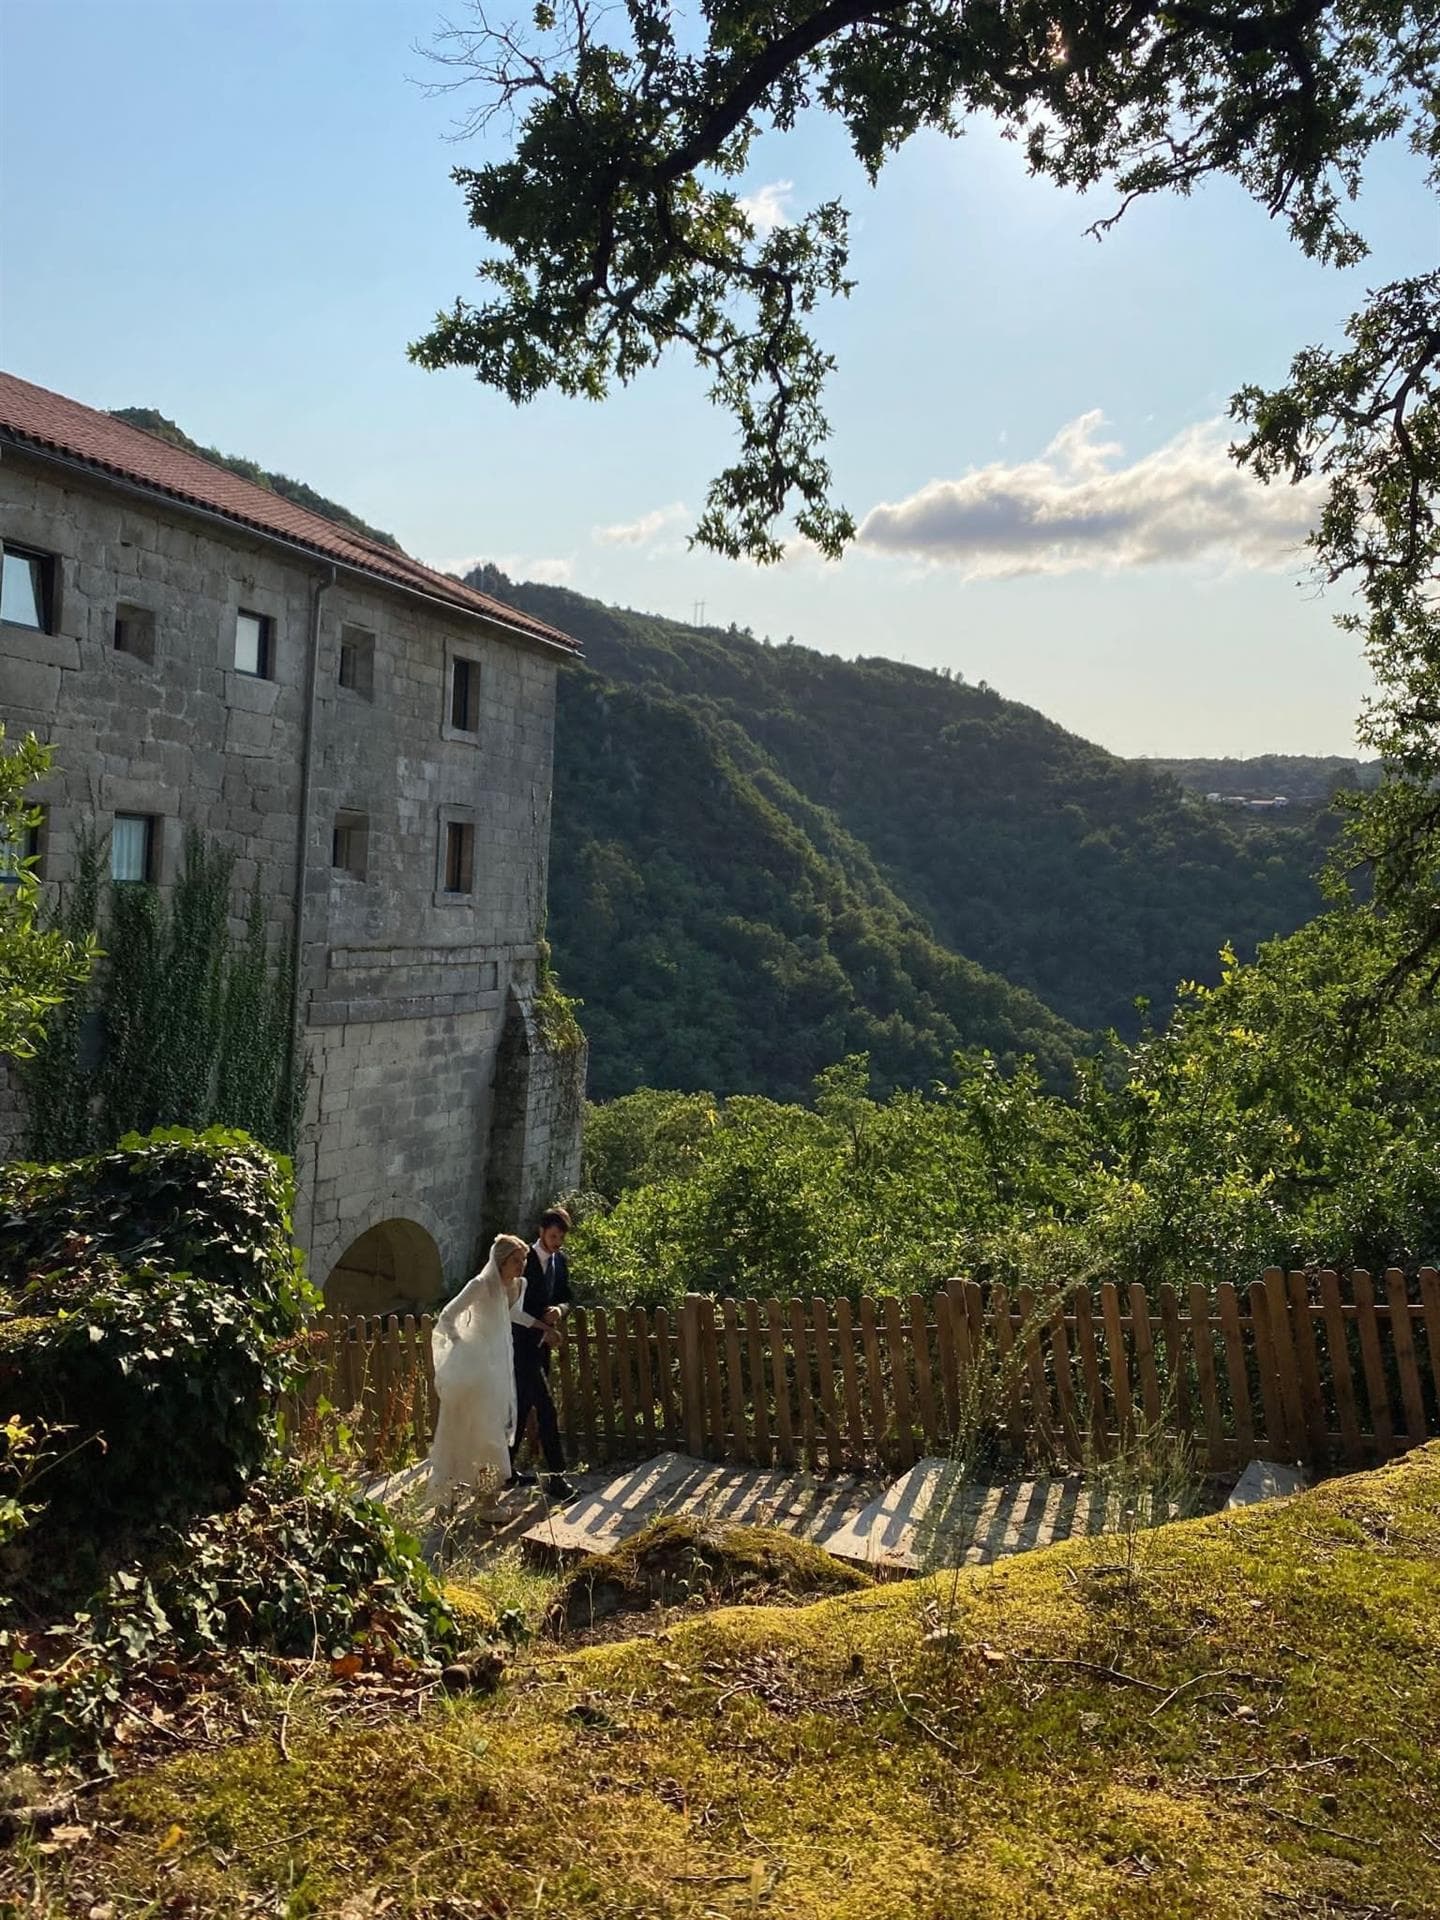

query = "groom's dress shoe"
504;1471;538;1490
544;1476;577;1502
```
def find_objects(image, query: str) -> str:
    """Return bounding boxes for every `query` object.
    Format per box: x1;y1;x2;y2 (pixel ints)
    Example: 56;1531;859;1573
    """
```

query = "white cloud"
736;179;794;236
593;501;690;548
857;412;1323;580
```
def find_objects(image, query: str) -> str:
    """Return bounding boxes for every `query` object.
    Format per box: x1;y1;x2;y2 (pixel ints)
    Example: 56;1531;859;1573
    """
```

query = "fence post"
679;1293;706;1458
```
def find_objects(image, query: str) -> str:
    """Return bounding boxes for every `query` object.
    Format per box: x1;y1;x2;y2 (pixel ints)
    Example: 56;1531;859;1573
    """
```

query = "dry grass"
6;1445;1440;1918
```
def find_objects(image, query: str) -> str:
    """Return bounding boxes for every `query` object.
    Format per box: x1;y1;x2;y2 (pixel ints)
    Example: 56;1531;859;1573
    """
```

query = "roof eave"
0;431;583;663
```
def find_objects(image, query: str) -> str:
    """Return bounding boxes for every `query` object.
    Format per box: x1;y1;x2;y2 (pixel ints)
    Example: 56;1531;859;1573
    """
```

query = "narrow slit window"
444;820;474;894
338;625;375;700
449;656;480;732
1;545;54;631
235;608;273;677
111;814;155;884
331;811;369;881
114;603;156;662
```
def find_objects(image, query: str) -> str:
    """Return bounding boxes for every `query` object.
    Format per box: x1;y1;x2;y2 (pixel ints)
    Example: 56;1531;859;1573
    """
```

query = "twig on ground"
1258;1803;1379;1848
887;1663;979;1768
1148;1668;1274;1717
1015;1656;1167;1695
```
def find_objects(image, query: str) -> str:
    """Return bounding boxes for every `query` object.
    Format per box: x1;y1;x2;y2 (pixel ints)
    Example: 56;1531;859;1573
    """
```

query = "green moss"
31;1446;1440;1917
549;1513;872;1632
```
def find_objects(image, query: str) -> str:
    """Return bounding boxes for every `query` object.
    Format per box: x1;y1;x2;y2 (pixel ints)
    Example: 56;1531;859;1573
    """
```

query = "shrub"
0;1128;312;1556
7;1459;455;1763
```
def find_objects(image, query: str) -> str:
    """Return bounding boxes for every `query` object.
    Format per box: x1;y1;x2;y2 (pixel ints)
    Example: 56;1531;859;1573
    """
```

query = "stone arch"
321;1217;444;1320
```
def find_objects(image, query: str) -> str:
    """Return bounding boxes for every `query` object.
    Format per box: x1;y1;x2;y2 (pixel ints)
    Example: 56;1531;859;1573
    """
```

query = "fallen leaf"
156;1822;185;1856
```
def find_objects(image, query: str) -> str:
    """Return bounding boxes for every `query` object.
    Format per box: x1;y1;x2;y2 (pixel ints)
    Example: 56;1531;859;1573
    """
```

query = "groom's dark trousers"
511;1245;571;1474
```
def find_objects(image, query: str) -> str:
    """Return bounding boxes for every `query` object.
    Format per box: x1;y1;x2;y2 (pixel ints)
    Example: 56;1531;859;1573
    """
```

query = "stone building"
0;372;586;1314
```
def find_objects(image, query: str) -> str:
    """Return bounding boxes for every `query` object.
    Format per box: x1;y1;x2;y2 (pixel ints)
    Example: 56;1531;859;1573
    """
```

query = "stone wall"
0;449;582;1304
481;987;588;1249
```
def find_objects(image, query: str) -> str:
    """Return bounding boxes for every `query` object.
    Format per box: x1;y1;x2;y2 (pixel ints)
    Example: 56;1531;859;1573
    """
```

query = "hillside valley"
476;571;1332;1097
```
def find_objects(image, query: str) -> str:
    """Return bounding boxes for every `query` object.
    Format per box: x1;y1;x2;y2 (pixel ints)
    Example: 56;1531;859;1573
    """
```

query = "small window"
332;810;369;881
114;603;156;663
444;820;474;894
449;656;480;733
235;608;273;678
338;626;375;700
111;813;155;884
1;545;54;632
0;818;41;888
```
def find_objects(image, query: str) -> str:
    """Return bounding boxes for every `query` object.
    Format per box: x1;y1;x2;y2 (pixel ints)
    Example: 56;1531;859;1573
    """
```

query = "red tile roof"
0;372;579;654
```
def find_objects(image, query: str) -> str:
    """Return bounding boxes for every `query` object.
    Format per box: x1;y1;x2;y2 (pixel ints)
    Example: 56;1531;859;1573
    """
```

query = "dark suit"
511;1244;571;1472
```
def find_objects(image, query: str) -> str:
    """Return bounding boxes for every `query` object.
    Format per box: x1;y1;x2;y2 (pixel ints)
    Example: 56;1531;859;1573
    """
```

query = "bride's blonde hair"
491;1233;529;1270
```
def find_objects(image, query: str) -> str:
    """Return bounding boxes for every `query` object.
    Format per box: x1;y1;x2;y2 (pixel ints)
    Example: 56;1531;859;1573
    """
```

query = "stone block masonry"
0;433;583;1308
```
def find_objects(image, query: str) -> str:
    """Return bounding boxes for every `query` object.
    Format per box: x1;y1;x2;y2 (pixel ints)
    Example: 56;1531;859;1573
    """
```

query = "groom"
506;1206;575;1500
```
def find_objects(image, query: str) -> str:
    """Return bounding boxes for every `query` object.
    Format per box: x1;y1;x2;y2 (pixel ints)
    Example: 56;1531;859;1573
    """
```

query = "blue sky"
3;0;1435;756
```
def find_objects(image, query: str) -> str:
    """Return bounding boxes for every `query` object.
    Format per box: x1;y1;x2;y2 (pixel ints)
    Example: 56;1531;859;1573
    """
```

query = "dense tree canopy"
569;907;1440;1305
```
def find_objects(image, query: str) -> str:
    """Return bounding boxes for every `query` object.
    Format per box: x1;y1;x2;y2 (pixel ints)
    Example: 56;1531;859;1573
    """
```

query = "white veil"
426;1241;522;1499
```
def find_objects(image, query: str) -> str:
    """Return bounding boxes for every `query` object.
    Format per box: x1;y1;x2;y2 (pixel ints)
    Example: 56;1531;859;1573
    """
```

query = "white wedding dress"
426;1255;519;1503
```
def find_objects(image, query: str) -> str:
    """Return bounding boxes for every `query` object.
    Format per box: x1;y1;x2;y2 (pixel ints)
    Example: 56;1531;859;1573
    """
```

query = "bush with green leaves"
8;1459;455;1764
570;909;1440;1306
0;1128;312;1556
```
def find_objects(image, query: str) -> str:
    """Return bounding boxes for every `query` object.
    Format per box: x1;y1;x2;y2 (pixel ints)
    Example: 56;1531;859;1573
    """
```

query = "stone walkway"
371;1449;1232;1577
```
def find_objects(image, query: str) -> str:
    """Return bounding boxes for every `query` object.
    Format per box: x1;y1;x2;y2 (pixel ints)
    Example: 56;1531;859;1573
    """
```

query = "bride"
426;1233;528;1506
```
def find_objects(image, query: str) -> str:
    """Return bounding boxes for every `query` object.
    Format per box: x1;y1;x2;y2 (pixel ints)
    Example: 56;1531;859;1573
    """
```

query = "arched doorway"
322;1218;444;1319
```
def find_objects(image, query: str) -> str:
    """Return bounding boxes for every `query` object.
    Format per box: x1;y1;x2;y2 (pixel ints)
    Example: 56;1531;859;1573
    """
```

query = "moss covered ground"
7;1446;1440;1918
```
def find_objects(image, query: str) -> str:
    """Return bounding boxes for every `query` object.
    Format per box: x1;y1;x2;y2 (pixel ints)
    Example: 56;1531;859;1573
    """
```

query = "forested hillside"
475;571;1330;1056
1146;754;1382;803
549;669;1079;1100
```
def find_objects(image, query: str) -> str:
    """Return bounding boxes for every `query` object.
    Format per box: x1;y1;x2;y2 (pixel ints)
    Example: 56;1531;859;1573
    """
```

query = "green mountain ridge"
472;570;1331;1062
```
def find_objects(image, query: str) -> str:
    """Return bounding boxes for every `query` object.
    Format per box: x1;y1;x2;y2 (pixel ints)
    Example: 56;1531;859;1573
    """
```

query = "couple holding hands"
426;1207;577;1508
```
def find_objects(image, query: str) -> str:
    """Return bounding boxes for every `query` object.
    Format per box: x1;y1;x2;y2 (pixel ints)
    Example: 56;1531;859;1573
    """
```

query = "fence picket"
1419;1269;1440;1425
574;1311;599;1463
1071;1290;1108;1456
1048;1302;1083;1463
1158;1284;1192;1433
702;1299;725;1461
1099;1283;1132;1439
1187;1285;1225;1468
1016;1286;1055;1458
883;1295;915;1471
767;1299;796;1468
1384;1269;1427;1447
1129;1283;1164;1430
744;1299;771;1467
633;1307;656;1452
1352;1271;1394;1458
652;1307;675;1447
789;1298;818;1474
723;1299;748;1465
1216;1285;1254;1460
859;1295;887;1464
679;1298;705;1458
813;1299;845;1474
1262;1267;1307;1462
613;1308;638;1456
936;1286;960;1433
1285;1272;1329;1466
1317;1271;1362;1463
1248;1279;1290;1457
909;1294;941;1455
594;1309;617;1462
835;1297;867;1469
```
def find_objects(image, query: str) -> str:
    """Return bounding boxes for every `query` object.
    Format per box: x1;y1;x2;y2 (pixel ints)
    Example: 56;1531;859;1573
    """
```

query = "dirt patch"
546;1515;872;1635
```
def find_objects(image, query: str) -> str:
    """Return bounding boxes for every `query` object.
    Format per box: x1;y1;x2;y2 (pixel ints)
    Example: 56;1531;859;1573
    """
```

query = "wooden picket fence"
286;1268;1440;1477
